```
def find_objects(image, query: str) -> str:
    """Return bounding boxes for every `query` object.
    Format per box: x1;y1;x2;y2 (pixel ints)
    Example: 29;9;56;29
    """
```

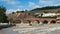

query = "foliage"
16;11;20;13
16;11;25;13
12;12;15;14
32;6;60;11
0;6;9;23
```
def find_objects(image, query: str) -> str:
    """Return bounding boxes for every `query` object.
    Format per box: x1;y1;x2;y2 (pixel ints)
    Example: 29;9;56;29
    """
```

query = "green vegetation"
12;12;15;14
16;11;25;13
0;6;9;23
32;6;60;10
16;11;20;13
31;6;60;13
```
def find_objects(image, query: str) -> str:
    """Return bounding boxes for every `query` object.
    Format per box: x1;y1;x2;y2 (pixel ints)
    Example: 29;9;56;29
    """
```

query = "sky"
0;0;60;14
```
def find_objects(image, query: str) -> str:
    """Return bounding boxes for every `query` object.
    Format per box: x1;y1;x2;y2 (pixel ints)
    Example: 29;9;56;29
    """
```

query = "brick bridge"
16;17;58;24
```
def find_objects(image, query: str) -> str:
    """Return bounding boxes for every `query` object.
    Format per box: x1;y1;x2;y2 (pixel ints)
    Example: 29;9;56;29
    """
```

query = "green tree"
16;11;20;13
0;6;9;23
12;12;15;14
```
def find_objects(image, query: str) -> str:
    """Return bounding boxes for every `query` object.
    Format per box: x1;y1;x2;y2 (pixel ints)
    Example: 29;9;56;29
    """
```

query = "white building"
42;13;56;17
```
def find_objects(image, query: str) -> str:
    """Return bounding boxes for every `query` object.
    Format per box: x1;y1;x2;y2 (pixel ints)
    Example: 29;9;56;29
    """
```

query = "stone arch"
27;20;31;23
27;20;32;26
43;20;48;24
34;20;40;24
50;20;56;24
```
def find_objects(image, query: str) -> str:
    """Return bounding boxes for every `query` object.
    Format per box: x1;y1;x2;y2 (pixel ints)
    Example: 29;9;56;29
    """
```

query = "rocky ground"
13;23;60;34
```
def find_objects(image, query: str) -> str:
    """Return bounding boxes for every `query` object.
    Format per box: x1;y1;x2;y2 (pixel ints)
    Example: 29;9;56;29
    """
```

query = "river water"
0;27;19;34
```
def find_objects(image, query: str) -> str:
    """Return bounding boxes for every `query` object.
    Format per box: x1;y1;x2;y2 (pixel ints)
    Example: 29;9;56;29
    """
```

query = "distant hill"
31;6;60;13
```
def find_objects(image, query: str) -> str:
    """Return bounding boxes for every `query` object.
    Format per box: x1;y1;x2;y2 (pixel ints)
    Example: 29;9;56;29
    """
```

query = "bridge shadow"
43;20;48;24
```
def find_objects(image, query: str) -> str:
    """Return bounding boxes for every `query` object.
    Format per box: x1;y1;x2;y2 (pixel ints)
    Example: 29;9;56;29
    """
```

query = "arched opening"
43;20;48;24
50;20;56;24
27;20;31;23
27;20;32;26
34;20;40;24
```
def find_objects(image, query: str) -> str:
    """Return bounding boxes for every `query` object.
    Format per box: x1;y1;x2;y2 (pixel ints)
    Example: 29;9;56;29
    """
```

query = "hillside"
31;6;60;13
7;6;60;23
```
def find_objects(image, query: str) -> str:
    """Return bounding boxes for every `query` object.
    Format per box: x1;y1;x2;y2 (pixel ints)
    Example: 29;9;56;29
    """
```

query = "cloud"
29;2;35;7
28;2;40;8
39;0;54;4
53;3;60;6
0;0;20;5
16;6;24;8
34;5;40;8
39;0;60;7
6;8;22;14
39;0;54;6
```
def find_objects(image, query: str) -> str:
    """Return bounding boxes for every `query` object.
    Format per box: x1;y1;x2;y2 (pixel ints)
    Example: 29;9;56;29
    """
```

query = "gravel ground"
48;30;60;34
13;24;60;34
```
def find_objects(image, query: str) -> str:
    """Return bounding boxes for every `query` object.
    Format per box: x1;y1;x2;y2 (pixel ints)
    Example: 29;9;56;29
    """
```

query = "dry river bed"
13;24;60;34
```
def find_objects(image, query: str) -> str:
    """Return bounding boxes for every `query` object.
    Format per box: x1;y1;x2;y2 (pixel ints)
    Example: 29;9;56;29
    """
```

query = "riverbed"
0;24;60;34
0;27;19;34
